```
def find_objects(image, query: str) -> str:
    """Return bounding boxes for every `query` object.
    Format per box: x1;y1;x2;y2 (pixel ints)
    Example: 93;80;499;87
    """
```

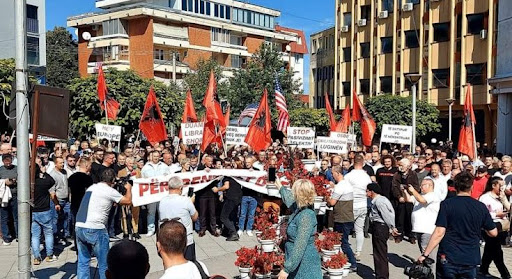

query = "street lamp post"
406;73;422;151
286;45;292;72
446;98;455;142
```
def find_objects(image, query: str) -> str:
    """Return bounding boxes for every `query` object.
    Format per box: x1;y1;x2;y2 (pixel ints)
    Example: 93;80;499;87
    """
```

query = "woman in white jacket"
479;176;511;278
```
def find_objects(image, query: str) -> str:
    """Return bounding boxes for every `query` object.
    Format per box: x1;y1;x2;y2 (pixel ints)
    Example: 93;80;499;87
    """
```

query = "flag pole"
104;98;109;125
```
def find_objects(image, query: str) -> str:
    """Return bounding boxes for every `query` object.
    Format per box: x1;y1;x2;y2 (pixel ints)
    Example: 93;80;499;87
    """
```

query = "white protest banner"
132;169;280;206
316;136;348;154
226;126;249;146
380;124;413;145
287;127;316;149
95;123;122;142
29;134;60;141
181;122;204;145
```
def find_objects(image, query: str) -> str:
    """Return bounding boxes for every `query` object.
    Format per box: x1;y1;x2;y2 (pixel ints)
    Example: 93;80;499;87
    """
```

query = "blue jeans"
1;195;18;242
76;227;109;279
436;255;477;279
334;222;357;267
55;199;71;238
146;202;158;232
31;210;54;259
238;196;257;231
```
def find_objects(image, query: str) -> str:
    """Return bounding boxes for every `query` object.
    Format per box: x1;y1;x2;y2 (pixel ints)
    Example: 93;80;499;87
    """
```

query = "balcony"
153;59;190;74
27;18;38;34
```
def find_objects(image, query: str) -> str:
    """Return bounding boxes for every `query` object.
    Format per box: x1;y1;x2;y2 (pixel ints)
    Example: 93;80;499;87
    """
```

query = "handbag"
496;218;510;232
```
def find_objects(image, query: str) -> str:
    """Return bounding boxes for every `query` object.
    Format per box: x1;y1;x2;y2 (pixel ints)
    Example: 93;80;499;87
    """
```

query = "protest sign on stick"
287;127;315;149
380;124;413;146
226;126;249;146
181;122;204;145
316;136;348;154
95;123;122;152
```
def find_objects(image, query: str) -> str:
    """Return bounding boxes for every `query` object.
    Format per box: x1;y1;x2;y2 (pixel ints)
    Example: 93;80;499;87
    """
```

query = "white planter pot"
342;269;350;277
267;185;280;196
313;197;324;210
238;266;252;279
333;244;341;252
343;263;351;269
259;239;275;252
321;249;338;256
254;273;270;279
318;202;327;215
254;230;262;237
327;268;344;279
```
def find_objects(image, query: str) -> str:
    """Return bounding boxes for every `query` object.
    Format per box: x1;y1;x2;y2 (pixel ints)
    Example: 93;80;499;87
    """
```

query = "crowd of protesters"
0;131;511;278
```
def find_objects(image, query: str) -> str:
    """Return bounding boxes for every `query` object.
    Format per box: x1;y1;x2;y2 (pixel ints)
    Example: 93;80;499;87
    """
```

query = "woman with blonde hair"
275;179;322;279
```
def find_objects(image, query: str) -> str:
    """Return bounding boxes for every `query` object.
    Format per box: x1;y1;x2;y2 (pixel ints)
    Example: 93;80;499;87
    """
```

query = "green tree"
67;69;183;137
289;108;330;136
183;58;228;116
0;59;15;100
46;27;79;88
226;43;303;118
365;94;441;139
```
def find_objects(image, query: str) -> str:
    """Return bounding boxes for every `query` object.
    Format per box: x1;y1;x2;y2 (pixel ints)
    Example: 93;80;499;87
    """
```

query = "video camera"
403;255;435;279
114;175;133;195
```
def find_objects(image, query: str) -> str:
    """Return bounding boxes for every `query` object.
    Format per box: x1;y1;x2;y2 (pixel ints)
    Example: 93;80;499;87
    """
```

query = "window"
380;76;392;93
102;19;128;36
27;36;39;65
200;0;205;14
360;5;371;21
466;64;486;85
154;49;164;60
219;5;224;18
382;0;393;12
343;13;351;26
405;30;419;48
211;27;230;43
342;82;351;96
406;0;420;4
187;0;193;11
231;55;244;68
194;0;199;13
226;6;231;20
360;79;370;95
432;68;449;88
433;23;450;42
206;2;211;15
381;37;393;53
214;4;218;17
467;13;485;35
343;47;351;62
230;35;243;46
360;43;370;58
27;4;38;19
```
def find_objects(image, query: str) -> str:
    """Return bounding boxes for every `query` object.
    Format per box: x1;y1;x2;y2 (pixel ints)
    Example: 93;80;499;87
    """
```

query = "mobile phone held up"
268;167;276;183
188;187;194;197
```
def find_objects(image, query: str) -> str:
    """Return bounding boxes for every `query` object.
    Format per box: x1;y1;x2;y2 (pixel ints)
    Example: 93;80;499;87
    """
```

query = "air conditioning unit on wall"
341;26;349;32
403;3;413;12
358;19;367;27
379;11;389;19
480;29;487;40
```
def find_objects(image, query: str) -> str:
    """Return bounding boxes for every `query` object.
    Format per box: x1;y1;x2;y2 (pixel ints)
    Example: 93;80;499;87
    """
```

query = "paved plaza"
0;231;510;279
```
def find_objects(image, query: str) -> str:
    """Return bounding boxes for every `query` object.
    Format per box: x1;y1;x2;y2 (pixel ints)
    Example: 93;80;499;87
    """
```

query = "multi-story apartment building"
0;0;46;68
67;0;307;91
489;1;512;154
314;0;497;144
309;27;335;109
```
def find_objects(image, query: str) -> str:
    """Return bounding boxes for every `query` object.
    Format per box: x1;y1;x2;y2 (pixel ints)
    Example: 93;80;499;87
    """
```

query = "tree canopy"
46;27;79;88
68;69;183;137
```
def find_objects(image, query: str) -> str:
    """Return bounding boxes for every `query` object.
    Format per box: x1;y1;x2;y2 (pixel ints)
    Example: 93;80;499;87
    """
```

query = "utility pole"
15;0;31;278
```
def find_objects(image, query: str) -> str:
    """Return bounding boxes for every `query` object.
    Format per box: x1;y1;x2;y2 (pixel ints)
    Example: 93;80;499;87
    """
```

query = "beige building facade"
315;0;498;144
309;27;335;109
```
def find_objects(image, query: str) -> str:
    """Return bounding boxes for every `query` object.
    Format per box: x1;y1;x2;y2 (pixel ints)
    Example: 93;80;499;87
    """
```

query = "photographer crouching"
416;171;498;278
75;168;133;279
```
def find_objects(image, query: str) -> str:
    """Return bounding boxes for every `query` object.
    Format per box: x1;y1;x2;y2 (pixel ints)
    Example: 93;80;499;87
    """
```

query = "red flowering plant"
235;246;259;268
314;229;342;252
324;252;348;269
310;175;331;199
253;207;279;232
252;250;276;275
260;227;277;241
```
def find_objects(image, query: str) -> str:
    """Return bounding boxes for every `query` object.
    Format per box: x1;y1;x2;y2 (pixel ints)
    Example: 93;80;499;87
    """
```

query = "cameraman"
118;157;141;239
402;178;440;260
75;168;133;279
417;171;497;278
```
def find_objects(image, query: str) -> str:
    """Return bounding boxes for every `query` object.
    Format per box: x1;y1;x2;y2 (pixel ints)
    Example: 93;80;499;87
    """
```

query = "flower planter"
254;230;262;237
317;202;327;215
321;249;338;262
259;239;275;253
314;196;324;210
333;244;342;252
327;267;344;279
343;263;351;269
254;273;271;279
267;185;280;197
342;269;350;277
238;266;252;279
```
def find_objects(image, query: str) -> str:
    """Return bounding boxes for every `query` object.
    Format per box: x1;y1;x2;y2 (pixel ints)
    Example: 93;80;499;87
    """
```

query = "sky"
46;0;335;94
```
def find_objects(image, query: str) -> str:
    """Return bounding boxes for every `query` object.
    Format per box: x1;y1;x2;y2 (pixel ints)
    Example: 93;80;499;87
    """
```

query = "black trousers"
199;198;216;233
371;222;390;279
220;199;240;235
481;231;510;277
396;202;413;238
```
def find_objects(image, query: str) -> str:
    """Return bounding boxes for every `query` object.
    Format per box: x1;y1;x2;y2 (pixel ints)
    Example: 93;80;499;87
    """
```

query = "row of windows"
312;34;335;54
181;0;231;20
232;7;275;29
102;19;128;36
315;66;335;81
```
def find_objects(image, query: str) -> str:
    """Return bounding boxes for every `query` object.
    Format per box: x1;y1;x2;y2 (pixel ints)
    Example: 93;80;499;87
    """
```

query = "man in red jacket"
471;166;488;199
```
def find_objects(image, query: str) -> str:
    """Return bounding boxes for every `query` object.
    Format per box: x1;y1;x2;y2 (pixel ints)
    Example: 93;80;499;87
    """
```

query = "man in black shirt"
376;155;398;200
69;158;93;232
90;147;104;183
217;167;243;241
196;155;219;237
417;171;497;278
31;163;60;264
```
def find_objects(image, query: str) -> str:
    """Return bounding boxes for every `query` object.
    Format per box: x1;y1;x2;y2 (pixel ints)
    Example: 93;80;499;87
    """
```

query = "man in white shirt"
162;153;181;174
344;155;372;260
439;159;452;182
430;164;448;201
158;219;209;279
495;161;512;195
403;177;440;259
158;177;199;261
75;169;132;279
141;150;170;236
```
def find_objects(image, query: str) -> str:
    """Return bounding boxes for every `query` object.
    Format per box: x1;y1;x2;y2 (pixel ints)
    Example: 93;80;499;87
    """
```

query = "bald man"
392;158;420;243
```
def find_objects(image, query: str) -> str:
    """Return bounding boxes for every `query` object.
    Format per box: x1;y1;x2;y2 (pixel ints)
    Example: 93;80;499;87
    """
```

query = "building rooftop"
275;25;308;54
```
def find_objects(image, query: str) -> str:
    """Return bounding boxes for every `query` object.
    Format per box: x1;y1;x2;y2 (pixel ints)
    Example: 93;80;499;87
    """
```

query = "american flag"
274;76;289;132
238;103;259;125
